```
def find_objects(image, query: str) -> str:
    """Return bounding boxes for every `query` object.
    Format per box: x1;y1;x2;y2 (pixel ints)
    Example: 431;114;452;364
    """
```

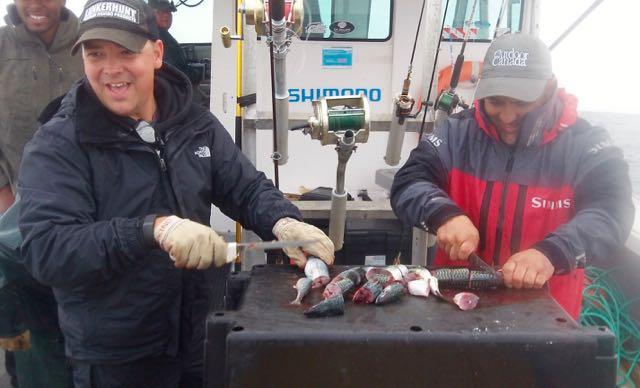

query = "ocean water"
581;111;640;193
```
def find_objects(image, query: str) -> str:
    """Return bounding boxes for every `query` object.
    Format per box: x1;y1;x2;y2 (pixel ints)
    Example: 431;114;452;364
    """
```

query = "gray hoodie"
0;5;83;189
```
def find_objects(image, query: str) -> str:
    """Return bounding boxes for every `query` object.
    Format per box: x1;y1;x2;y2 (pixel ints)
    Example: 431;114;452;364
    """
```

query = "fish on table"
290;277;313;305
291;263;501;315
304;257;330;289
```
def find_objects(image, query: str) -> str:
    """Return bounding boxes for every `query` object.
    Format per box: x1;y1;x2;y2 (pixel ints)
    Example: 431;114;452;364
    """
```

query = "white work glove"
272;217;334;268
154;216;231;269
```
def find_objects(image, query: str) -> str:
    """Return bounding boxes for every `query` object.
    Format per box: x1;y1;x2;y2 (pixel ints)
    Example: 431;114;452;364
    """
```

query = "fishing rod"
268;1;281;188
549;0;605;51
433;0;478;128
175;0;204;8
492;0;509;39
406;0;428;93
384;0;427;165
417;0;451;140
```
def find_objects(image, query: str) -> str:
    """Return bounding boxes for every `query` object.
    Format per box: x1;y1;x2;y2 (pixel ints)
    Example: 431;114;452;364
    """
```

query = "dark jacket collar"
473;88;578;148
70;63;193;146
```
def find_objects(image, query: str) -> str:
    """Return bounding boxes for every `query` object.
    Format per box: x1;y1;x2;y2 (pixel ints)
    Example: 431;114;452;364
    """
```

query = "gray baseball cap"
474;34;553;102
72;0;159;55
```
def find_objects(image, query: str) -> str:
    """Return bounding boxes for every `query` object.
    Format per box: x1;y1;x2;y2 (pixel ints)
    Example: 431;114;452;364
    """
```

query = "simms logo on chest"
531;197;571;210
289;88;381;103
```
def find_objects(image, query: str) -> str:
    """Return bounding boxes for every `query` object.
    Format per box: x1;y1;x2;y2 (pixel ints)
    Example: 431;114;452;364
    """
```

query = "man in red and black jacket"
391;33;634;319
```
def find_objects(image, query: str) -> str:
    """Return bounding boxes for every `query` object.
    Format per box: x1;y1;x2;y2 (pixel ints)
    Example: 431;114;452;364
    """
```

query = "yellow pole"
234;0;244;264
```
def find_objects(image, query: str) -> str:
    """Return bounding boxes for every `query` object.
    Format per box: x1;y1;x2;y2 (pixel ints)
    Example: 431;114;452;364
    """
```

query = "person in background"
18;0;334;386
391;33;633;319
0;0;83;209
149;0;201;85
0;0;83;386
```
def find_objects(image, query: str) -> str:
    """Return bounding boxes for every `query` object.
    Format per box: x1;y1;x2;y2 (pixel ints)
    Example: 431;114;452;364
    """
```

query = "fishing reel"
305;95;370;147
221;0;304;47
303;95;370;251
434;90;469;116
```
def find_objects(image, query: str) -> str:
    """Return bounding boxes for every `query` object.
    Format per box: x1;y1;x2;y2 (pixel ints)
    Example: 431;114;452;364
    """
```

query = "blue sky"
1;0;638;113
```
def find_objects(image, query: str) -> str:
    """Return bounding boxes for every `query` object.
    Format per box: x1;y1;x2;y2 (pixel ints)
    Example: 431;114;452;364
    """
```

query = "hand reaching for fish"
272;217;335;267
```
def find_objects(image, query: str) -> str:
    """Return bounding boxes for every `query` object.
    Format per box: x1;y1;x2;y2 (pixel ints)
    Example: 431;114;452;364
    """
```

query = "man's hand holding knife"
437;215;553;289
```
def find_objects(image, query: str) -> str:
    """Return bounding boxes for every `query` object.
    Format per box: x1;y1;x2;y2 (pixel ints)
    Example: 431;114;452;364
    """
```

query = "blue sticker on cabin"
322;48;353;68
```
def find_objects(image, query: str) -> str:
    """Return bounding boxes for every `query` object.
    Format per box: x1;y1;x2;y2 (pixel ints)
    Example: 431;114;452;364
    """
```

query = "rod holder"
329;190;348;251
220;26;243;48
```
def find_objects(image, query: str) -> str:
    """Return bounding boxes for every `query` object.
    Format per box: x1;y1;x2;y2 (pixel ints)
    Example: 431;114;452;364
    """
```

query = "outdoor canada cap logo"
71;0;159;55
474;33;553;102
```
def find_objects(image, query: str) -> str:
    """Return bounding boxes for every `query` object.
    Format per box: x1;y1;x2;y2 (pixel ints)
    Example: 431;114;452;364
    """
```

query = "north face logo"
194;146;211;158
492;48;529;67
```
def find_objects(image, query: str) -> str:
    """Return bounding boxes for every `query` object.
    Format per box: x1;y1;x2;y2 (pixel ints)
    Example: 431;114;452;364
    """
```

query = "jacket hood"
63;63;194;145
4;5;77;51
473;88;578;147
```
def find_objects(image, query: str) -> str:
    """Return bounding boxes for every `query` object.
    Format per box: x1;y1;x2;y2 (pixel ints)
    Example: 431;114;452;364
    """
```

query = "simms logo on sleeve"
83;1;138;23
492;49;529;67
426;133;442;147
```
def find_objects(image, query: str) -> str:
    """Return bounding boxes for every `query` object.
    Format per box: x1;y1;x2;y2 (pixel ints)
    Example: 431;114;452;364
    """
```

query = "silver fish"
332;267;366;286
352;277;389;304
304;257;330;289
290;277;313;305
304;294;344;318
322;277;355;299
366;265;408;282
430;267;503;289
375;282;406;305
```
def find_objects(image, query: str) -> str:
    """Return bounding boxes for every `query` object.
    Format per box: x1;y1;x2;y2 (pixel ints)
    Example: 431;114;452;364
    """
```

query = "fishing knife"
469;252;500;277
224;239;320;263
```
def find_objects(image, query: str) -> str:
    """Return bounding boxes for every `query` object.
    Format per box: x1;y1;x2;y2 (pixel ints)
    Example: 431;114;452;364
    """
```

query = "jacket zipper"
492;152;515;266
478;181;494;251
510;184;528;255
155;137;182;216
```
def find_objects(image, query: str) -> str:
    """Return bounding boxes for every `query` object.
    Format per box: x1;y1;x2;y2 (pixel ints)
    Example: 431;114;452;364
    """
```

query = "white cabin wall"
210;0;240;232
210;0;237;135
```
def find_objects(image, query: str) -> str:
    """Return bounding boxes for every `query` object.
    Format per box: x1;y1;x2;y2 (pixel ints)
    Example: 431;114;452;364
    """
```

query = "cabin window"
300;0;393;41
443;0;523;41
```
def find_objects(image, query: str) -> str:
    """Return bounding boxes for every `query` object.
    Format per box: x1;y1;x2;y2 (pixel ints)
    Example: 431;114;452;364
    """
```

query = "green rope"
580;266;640;387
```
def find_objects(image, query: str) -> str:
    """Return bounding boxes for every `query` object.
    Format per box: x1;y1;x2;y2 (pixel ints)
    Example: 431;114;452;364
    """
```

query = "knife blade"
469;252;500;276
230;239;320;252
223;239;321;264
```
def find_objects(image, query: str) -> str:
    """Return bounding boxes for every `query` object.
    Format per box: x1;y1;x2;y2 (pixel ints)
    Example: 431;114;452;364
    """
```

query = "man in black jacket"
149;0;200;84
17;0;334;386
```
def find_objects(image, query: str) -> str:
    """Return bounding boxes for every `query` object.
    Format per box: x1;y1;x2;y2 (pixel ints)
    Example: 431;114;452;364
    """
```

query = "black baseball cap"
71;0;159;55
474;34;553;102
149;0;177;12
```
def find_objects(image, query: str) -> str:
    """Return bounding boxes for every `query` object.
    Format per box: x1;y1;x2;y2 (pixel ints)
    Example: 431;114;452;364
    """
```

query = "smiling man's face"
82;39;163;121
14;0;65;44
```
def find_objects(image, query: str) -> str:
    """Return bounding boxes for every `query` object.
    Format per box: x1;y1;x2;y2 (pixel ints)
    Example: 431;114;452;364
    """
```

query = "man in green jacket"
0;0;83;386
149;0;201;84
0;0;83;210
